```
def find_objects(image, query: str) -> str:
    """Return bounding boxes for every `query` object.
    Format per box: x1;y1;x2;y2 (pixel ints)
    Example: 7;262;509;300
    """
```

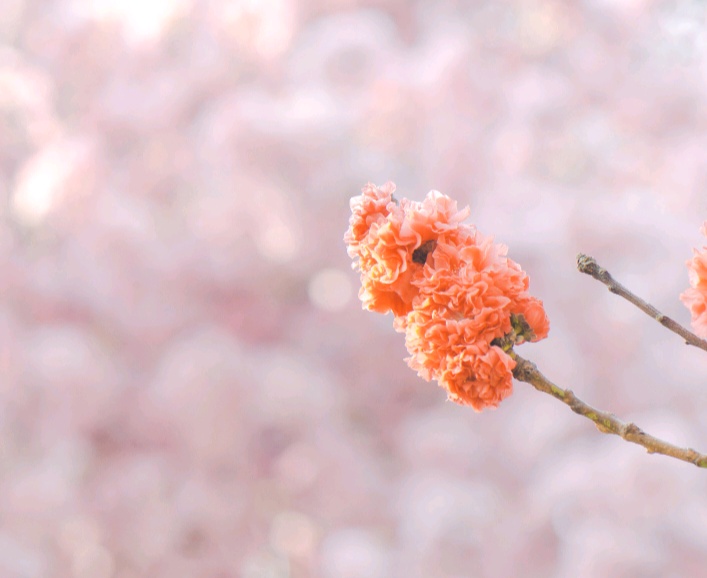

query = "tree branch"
576;253;707;353
511;353;707;468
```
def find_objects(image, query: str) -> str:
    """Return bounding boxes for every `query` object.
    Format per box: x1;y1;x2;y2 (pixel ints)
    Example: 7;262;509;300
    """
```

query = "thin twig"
511;353;707;468
576;253;707;353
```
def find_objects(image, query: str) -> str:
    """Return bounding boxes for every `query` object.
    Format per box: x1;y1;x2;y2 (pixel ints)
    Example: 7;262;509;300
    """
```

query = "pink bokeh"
3;1;707;576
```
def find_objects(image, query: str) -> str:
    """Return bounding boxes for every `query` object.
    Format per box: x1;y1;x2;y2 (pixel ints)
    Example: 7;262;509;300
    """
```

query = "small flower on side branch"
681;222;707;338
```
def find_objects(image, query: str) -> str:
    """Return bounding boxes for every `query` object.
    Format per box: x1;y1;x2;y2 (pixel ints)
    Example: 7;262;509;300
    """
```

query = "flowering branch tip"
347;183;707;469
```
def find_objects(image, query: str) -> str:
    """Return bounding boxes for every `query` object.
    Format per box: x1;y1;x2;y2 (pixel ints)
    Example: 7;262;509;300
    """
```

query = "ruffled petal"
682;225;707;337
345;182;550;410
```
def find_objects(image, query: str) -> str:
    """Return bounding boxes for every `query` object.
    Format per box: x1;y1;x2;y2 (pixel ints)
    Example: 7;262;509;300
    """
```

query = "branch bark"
511;353;707;468
576;253;707;353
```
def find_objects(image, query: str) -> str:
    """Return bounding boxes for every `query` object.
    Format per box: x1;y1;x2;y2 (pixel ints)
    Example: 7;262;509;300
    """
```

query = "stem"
576;253;707;353
511;353;707;468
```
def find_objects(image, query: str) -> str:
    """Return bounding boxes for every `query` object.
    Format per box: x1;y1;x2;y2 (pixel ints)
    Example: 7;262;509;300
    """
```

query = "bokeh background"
3;0;707;576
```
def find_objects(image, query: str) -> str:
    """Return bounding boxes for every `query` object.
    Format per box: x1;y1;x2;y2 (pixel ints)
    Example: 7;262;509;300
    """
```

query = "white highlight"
69;0;188;45
11;144;76;226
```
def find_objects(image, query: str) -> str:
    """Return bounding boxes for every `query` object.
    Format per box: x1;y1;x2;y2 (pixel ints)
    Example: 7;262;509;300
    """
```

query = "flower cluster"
345;182;549;411
681;222;707;337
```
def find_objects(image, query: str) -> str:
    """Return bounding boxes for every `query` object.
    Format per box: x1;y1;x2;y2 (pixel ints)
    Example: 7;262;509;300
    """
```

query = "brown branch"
511;353;707;468
576;253;707;353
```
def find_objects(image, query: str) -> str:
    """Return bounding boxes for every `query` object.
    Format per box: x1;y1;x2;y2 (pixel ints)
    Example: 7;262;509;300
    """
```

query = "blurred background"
3;0;707;576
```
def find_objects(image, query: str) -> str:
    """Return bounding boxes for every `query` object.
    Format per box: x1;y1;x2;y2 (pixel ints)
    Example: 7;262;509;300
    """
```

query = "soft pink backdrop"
3;1;707;576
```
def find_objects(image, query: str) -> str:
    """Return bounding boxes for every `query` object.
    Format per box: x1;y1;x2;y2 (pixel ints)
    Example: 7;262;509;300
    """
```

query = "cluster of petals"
345;182;549;411
681;222;707;337
345;182;471;316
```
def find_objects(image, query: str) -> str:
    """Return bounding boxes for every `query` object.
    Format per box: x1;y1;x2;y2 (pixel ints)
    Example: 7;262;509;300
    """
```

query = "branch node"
625;423;643;436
